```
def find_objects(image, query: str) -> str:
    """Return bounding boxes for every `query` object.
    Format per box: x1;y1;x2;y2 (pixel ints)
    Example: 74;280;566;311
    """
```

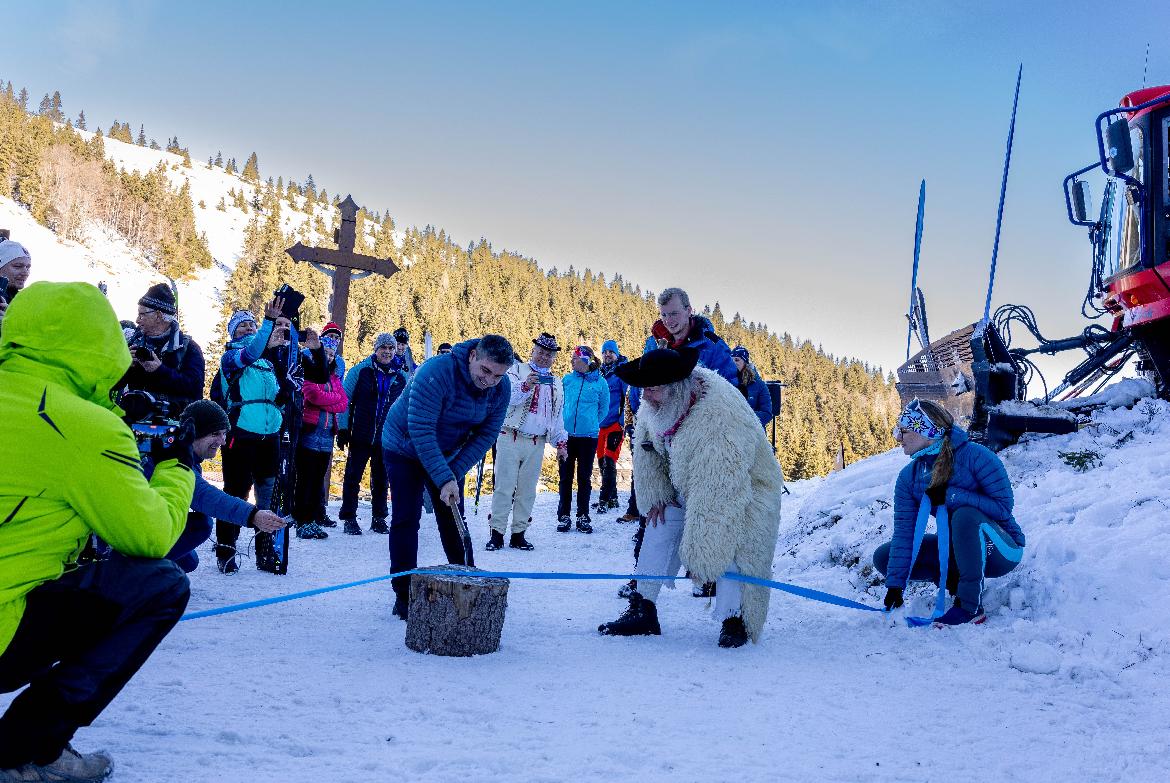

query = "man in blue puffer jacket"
557;346;610;533
381;335;513;619
649;287;737;385
873;399;1025;626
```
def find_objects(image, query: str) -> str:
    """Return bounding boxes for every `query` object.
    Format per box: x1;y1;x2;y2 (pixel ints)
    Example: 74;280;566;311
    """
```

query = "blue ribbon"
179;567;882;622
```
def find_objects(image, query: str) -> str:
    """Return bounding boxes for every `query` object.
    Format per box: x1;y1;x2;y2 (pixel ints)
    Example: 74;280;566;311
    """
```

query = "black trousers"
340;440;388;521
386;453;468;600
292;446;331;524
216;432;278;553
0;556;189;768
557;436;598;518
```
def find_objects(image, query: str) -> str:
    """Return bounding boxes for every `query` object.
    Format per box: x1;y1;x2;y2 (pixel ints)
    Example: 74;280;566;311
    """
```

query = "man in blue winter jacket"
381;334;513;620
649;287;738;384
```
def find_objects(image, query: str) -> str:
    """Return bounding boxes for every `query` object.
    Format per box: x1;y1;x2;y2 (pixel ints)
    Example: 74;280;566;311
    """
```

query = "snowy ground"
4;397;1169;782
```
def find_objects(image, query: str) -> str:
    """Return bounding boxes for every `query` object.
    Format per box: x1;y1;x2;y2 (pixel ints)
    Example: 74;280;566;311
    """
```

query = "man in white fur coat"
599;347;784;647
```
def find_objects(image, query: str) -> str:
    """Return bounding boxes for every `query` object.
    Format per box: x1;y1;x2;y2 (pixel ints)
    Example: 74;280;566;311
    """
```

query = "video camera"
114;389;191;456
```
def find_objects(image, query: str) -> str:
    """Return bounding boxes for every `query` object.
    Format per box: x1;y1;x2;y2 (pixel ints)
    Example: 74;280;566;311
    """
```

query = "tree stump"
405;565;509;657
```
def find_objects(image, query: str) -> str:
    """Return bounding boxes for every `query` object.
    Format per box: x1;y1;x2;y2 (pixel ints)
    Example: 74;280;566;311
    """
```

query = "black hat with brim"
615;347;700;388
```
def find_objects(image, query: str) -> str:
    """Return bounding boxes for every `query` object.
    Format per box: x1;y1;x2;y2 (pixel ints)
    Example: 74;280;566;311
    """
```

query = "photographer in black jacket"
119;283;205;418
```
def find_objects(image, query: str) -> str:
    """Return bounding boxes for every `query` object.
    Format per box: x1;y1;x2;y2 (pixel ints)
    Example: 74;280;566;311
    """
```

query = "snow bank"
780;384;1170;680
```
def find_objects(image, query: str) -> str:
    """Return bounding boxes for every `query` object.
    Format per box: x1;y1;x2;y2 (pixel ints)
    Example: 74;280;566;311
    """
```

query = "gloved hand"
883;586;904;611
336;429;350;451
153;419;195;469
925;483;947;508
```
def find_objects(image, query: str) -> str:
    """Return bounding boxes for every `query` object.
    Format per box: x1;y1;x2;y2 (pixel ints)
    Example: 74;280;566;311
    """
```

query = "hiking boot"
575;514;593;534
2;744;115;782
718;616;749;648
370;517;389;534
693;581;716;598
317;515;338;528
343;519;363;536
598;592;661;636
618;579;637;599
933;601;987;627
606;498;621;511
593;501;611;515
392;595;409;621
296;521;329;540
617;511;643;524
509;531;534;551
485;529;505;551
556;515;572;533
215;545;238;575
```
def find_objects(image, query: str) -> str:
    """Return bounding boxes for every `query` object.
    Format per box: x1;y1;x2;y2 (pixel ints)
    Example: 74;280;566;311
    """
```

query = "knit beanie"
0;240;31;269
731;345;749;363
374;332;396;351
227;310;257;339
180;400;230;438
322;321;342;339
139;283;177;315
602;339;619;355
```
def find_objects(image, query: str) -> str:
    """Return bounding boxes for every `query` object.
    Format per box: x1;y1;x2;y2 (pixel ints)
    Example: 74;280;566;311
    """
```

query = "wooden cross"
285;194;398;342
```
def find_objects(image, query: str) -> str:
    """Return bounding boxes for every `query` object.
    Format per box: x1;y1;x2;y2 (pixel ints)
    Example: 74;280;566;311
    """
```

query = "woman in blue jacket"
873;398;1025;626
558;346;610;533
731;346;772;428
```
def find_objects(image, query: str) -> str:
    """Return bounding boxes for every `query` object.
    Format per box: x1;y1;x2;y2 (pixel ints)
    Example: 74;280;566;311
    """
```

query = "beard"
639;376;698;435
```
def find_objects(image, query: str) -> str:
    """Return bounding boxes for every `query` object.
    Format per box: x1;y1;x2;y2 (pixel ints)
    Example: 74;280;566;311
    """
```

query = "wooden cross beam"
285;195;398;342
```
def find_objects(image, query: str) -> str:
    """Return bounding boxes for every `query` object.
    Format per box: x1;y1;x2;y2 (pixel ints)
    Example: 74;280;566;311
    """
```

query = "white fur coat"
631;368;785;642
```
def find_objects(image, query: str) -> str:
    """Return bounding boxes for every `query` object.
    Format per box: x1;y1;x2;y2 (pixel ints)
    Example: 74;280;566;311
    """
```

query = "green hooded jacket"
0;282;195;654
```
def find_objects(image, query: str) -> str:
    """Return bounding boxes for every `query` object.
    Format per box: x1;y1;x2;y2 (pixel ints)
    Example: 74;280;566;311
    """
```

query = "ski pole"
473;455;487;516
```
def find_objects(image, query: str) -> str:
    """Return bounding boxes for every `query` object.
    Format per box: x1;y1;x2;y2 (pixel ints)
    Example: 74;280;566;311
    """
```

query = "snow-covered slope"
783;392;1170;676
4;131;344;350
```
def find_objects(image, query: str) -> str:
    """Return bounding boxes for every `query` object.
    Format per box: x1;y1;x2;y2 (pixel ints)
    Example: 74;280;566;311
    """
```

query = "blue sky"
7;1;1170;380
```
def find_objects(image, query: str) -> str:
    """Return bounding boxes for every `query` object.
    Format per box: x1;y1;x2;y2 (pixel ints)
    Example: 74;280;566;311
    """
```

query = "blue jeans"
385;452;468;600
873;506;1023;609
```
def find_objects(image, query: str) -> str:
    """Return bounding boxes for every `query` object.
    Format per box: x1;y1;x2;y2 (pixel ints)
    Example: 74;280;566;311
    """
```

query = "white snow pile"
991;398;1076;421
1052;376;1157;411
781;383;1170;683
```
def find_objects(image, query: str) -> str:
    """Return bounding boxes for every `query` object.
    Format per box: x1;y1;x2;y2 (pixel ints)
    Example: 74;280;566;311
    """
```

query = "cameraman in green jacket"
0;282;195;782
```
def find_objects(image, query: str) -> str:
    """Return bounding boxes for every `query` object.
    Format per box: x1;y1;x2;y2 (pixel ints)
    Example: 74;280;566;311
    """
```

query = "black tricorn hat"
615;347;699;388
533;332;561;352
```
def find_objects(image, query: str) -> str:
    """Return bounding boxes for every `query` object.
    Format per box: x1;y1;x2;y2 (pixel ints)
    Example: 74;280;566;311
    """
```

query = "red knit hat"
322;321;342;338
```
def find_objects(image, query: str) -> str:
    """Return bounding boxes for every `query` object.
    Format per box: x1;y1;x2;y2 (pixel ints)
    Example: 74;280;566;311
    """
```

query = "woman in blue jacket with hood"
731;346;772;428
558;345;610;533
873;399;1025;626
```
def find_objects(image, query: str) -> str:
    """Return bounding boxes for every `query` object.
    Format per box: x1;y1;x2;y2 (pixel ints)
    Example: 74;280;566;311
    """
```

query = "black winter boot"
392;594;409;621
216;544;238;574
556;515;572;533
718;616;748;648
509;531;534;550
598;592;661;636
575;513;593;534
485;529;505;551
343;519;363;535
370;517;389;534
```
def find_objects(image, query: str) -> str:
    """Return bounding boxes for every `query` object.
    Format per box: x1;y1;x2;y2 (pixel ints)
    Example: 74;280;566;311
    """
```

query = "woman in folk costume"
598;347;785;648
873;399;1025;626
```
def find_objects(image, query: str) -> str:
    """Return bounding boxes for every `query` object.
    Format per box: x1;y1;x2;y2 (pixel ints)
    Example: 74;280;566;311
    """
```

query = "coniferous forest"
0;80;899;479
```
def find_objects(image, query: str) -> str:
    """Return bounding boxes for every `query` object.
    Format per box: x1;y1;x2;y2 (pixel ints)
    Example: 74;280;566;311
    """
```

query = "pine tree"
225;157;237;175
75;110;87;130
49;91;64;122
37;94;51;116
214;150;223;167
136;124;146;146
17;88;28;111
242;151;260;181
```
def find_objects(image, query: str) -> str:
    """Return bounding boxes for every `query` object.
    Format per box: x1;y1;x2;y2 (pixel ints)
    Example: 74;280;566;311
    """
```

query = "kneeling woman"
873;399;1025;625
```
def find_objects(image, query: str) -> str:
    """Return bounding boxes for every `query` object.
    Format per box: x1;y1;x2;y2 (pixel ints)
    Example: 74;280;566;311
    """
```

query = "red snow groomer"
897;85;1170;450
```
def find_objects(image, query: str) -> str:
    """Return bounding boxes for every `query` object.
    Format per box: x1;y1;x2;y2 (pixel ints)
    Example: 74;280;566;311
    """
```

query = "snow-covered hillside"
3;130;350;349
2;385;1165;782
